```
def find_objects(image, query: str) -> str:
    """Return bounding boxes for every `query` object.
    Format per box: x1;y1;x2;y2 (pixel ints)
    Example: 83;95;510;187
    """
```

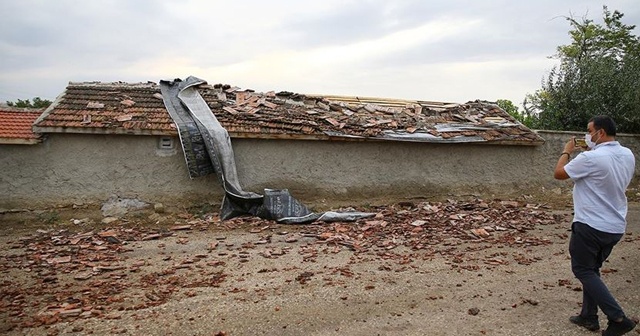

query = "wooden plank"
314;95;455;109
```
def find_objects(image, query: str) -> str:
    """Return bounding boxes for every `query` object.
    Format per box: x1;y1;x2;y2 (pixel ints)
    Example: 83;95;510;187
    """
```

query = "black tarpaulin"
160;76;373;224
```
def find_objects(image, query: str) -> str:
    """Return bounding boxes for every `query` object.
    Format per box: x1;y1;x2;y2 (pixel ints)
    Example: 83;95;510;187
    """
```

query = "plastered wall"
1;131;639;208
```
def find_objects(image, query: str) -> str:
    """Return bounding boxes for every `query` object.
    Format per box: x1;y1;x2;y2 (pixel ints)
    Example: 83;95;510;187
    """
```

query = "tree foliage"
6;97;52;108
523;6;640;133
496;99;535;128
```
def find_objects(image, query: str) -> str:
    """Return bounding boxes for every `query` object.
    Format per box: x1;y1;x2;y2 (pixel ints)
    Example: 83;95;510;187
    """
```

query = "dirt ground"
1;196;639;336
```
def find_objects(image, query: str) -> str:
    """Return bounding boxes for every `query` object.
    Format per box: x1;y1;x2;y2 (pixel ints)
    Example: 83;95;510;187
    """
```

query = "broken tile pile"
0;223;213;330
0;198;575;331
300;198;561;253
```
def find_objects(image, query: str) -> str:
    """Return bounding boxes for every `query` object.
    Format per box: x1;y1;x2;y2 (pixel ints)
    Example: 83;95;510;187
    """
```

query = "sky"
0;0;638;109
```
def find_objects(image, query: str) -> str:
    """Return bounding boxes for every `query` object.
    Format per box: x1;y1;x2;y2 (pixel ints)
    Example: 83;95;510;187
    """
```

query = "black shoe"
602;316;637;336
570;315;600;332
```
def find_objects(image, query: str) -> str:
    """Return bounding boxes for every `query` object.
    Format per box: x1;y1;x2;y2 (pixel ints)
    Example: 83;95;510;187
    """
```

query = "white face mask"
584;131;600;149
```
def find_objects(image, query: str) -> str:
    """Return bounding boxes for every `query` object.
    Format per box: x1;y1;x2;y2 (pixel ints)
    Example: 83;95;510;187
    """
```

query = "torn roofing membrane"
160;76;374;224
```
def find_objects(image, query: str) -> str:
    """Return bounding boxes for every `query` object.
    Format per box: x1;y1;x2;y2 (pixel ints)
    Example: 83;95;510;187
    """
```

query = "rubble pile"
0;198;571;332
301;198;562;252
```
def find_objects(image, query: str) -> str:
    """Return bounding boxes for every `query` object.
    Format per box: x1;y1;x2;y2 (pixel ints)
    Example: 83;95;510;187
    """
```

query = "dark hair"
589;115;616;136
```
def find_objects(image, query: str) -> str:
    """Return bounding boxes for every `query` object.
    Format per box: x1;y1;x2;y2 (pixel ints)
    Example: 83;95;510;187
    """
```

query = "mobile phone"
574;138;586;147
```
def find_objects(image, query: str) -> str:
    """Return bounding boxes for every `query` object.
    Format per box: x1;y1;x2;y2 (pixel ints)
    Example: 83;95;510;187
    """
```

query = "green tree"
496;99;535;127
6;97;52;108
524;6;640;133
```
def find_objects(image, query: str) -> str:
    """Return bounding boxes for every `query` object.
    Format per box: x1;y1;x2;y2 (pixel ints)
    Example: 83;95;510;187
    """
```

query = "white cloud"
0;0;638;108
183;18;482;92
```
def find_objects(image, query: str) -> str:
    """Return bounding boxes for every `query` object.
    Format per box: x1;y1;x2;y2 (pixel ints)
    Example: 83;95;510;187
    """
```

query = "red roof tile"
33;82;172;135
33;81;544;145
0;108;44;144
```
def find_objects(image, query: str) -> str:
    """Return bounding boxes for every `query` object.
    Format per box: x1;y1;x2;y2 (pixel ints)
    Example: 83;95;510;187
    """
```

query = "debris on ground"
0;198;576;332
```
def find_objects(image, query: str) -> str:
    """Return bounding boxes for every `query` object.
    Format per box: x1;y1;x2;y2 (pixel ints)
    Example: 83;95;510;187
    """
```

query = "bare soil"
1;197;639;336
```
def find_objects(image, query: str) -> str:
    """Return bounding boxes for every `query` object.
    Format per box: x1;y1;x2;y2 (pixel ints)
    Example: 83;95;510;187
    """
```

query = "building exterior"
1;79;637;209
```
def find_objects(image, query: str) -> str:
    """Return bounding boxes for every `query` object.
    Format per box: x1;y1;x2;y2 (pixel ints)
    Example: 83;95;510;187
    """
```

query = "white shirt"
564;141;635;234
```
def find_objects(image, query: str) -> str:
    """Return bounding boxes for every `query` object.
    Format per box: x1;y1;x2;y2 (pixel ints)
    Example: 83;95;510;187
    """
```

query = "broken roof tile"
31;80;544;145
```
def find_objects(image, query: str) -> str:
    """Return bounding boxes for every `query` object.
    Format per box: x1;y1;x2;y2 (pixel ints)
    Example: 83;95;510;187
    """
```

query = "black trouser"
569;222;625;320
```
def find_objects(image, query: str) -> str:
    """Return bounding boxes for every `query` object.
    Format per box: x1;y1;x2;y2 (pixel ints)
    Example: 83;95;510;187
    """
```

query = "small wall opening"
158;136;175;149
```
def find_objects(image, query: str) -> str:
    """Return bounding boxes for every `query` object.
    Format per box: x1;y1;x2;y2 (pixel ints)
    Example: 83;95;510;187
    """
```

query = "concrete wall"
2;131;639;208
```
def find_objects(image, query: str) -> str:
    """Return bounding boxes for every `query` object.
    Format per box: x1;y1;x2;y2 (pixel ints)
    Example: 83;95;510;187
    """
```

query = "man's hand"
564;136;577;154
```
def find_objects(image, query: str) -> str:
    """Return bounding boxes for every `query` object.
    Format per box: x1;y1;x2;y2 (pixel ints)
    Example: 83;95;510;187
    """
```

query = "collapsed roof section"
32;80;544;145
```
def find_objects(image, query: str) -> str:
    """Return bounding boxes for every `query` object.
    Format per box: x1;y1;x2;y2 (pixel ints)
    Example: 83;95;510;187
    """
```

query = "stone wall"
1;131;639;209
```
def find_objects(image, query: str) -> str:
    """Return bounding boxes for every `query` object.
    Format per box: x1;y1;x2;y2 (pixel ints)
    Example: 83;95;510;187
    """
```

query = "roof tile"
0;108;44;144
32;81;544;144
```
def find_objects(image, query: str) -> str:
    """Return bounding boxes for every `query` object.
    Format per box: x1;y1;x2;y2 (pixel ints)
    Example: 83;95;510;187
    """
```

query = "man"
554;115;637;335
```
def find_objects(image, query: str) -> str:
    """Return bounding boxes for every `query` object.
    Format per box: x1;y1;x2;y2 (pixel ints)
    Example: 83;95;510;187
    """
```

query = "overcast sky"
0;0;638;108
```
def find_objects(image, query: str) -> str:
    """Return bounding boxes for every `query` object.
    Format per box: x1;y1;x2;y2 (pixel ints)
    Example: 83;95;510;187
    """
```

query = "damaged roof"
0;107;44;144
33;80;544;145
